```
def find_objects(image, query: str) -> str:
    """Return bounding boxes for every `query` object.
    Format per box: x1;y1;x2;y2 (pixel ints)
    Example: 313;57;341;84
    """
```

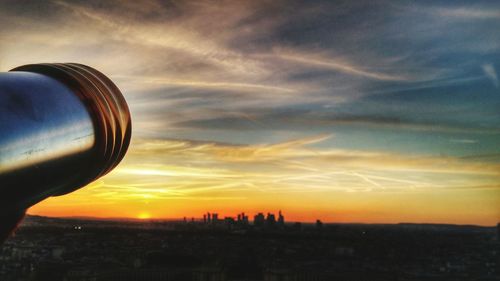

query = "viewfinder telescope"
0;63;131;239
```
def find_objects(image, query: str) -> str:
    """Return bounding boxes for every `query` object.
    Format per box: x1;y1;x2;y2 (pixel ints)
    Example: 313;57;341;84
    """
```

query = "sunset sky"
1;0;499;225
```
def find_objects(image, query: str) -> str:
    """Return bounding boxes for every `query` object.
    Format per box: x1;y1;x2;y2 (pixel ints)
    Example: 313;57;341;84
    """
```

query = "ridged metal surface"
0;63;131;211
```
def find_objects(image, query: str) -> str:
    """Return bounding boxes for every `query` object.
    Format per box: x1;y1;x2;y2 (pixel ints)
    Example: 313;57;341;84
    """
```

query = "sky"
0;0;499;225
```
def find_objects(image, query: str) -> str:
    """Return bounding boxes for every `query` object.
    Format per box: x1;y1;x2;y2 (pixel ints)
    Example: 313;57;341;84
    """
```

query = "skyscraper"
266;213;276;227
242;212;249;225
316;219;323;229
278;210;285;227
254;213;265;227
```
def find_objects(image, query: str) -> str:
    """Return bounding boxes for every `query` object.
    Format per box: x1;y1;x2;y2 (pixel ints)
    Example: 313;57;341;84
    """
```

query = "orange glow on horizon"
25;137;500;227
25;136;500;225
137;212;152;220
27;190;500;226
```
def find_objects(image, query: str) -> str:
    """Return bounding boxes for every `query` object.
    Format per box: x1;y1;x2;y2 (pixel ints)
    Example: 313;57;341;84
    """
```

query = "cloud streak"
104;137;500;196
267;49;409;81
482;64;499;88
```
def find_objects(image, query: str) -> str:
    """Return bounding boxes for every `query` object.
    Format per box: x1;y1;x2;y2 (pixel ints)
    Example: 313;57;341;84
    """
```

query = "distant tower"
242;212;249;225
254;213;265;227
203;214;207;223
316;219;323;229
212;213;219;223
278;210;285;227
266;213;276;227
207;212;211;223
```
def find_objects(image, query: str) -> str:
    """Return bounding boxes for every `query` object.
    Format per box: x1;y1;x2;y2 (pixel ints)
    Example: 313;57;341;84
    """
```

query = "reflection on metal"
0;63;131;212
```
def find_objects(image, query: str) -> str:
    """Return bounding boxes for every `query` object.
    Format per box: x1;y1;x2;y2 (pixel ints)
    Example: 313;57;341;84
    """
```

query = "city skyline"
1;0;499;226
2;215;496;280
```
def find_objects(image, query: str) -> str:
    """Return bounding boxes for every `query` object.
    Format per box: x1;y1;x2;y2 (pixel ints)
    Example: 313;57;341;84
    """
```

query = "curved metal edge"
10;63;132;195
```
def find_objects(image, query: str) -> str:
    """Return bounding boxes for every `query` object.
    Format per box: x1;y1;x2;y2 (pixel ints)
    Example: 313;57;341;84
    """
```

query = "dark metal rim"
10;63;132;195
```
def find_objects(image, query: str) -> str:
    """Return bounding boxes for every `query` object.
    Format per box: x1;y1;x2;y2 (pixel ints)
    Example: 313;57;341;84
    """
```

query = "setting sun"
137;212;151;220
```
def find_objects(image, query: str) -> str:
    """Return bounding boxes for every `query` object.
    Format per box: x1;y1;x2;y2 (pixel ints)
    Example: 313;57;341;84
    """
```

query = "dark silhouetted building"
266;213;276;227
224;217;235;226
254;213;265;227
316;219;323;229
237;212;249;226
242;213;249;224
277;210;285;227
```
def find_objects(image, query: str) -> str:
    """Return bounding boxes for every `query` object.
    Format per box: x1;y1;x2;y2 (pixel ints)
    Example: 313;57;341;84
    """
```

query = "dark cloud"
173;108;500;135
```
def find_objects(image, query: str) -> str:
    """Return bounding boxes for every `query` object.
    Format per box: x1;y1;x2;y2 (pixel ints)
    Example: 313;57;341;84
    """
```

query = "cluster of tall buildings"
202;212;249;225
202;211;286;227
253;211;285;227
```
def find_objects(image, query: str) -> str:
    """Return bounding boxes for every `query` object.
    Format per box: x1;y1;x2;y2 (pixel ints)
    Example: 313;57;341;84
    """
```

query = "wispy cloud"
33;134;498;216
450;139;478;144
434;6;500;20
267;49;409;81
482;64;499;88
97;137;500;198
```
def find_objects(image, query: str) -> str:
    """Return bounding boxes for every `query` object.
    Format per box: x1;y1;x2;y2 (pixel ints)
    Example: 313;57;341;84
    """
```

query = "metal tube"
0;63;131;212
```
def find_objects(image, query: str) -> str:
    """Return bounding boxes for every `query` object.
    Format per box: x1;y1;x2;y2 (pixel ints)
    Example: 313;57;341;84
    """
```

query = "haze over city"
1;0;499;225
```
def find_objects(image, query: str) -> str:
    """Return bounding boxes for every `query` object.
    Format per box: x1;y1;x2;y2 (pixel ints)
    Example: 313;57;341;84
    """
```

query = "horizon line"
24;214;498;227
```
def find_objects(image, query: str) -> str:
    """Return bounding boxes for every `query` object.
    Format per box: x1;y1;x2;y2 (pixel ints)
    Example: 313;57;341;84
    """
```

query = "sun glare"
137;212;151;220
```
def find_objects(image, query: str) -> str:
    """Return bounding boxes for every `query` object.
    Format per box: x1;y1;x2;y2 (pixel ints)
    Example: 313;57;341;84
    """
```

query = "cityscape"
0;213;498;281
1;1;500;281
192;211;318;229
